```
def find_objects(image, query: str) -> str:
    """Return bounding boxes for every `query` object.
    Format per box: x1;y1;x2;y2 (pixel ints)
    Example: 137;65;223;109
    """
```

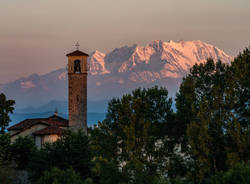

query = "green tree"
38;167;84;184
89;123;119;163
175;76;196;151
176;60;228;182
0;93;15;134
11;136;37;170
91;157;125;184
29;130;92;182
225;47;250;167
227;47;250;129
176;47;250;183
92;86;174;184
0;133;11;162
0;161;16;184
209;164;250;184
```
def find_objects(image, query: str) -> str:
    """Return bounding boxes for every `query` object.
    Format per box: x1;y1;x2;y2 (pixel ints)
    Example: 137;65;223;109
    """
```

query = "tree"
11;136;37;170
224;47;250;167
210;164;250;184
176;60;226;182
91;157;125;184
29;130;92;182
226;47;250;129
0;134;11;162
89;123;119;163
176;47;250;183
91;86;174;184
0;93;15;134
38;167;84;184
0;161;16;184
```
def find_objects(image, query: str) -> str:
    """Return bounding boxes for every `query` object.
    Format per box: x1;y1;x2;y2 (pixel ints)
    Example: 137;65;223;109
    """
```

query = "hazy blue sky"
0;0;249;83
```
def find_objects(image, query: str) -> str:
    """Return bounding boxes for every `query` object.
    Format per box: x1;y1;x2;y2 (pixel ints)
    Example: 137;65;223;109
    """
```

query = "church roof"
66;50;89;57
8;115;68;131
33;126;64;136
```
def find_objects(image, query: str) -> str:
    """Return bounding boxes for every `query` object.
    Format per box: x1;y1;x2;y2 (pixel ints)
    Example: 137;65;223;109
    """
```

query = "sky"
0;0;249;83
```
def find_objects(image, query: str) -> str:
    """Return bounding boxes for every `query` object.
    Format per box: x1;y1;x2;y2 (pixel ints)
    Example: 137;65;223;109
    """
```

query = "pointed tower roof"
66;50;89;57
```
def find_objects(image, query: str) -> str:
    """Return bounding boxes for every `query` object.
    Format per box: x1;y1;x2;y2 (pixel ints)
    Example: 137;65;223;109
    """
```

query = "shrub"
11;135;37;170
209;164;250;184
38;167;84;184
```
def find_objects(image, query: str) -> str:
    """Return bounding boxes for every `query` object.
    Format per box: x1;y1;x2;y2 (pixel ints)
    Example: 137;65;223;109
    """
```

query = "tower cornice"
66;50;89;57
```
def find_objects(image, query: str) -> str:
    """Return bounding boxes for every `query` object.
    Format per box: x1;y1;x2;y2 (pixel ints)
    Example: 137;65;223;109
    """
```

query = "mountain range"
0;40;233;124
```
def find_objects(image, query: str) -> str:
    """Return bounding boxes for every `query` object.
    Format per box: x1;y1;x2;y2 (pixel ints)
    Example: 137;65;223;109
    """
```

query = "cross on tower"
75;42;80;50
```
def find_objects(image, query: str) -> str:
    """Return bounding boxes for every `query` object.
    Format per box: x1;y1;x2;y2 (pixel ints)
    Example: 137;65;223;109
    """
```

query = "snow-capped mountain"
89;40;232;82
0;40;233;109
89;50;109;75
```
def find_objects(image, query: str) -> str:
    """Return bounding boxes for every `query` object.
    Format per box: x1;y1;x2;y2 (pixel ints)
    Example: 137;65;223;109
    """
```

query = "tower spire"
75;42;80;50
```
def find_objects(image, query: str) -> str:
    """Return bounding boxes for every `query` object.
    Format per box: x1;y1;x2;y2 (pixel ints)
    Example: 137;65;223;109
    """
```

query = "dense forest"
0;47;249;184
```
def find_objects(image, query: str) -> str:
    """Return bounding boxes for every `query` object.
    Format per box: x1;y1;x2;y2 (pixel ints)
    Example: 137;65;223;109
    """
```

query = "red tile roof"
33;126;64;135
66;50;89;57
8;115;68;131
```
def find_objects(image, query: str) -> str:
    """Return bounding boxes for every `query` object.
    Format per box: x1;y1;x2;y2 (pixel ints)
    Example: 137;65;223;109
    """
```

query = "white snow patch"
21;81;35;89
96;82;101;86
58;72;66;80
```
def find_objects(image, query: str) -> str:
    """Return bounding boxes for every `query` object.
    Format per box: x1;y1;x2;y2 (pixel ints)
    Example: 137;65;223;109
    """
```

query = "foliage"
227;47;250;128
11;136;37;170
175;47;250;183
91;157;125;184
28;130;91;181
0;161;16;184
152;176;193;184
90;86;174;184
209;164;250;184
0;93;15;134
167;153;191;179
89;123;119;163
225;47;250;166
38;167;84;184
0;133;11;162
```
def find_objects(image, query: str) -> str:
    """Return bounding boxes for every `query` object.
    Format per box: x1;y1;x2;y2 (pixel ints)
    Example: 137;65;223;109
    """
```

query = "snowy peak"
87;40;232;82
148;40;164;51
88;50;109;75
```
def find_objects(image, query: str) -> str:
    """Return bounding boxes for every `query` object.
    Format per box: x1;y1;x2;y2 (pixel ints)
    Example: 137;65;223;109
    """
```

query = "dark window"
74;60;81;73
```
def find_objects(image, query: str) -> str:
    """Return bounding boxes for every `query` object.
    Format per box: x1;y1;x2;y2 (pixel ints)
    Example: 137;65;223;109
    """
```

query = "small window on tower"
74;60;81;73
77;95;80;103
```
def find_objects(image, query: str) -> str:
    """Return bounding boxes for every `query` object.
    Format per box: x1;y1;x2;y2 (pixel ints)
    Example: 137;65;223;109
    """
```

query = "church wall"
68;73;87;131
8;130;19;136
42;134;60;143
35;136;42;149
10;124;48;142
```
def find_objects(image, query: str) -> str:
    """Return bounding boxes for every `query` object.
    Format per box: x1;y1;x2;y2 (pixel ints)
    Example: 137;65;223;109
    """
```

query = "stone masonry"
66;51;88;133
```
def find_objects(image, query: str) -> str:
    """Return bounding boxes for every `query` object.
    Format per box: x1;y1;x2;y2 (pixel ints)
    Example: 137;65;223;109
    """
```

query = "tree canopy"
0;93;15;134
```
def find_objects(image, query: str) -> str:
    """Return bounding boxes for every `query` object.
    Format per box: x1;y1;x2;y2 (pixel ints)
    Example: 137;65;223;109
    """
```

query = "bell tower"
66;45;88;133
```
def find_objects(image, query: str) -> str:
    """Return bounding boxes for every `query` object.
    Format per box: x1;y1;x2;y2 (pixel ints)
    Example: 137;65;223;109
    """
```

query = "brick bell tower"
66;43;88;133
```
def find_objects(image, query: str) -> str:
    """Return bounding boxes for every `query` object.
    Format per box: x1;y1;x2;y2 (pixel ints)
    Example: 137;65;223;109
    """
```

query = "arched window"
74;60;81;73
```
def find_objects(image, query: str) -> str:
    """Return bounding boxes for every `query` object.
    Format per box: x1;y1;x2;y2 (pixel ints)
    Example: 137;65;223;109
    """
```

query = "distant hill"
9;111;106;127
9;100;109;126
0;40;232;109
14;100;109;114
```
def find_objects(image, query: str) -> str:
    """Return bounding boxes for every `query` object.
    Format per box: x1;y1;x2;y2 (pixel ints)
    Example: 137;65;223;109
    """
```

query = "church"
8;47;89;148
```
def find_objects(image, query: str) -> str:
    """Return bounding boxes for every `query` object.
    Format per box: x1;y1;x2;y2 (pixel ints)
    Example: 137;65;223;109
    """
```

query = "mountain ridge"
0;40;233;109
